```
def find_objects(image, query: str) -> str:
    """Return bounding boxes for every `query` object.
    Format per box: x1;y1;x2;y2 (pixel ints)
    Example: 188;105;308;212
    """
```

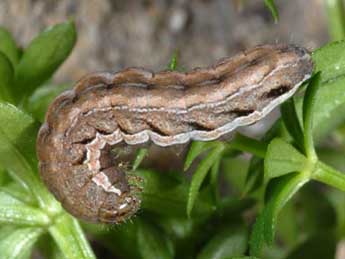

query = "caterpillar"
37;44;313;223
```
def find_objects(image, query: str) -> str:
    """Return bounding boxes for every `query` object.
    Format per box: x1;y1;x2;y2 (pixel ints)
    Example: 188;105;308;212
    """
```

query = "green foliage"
14;21;76;103
263;0;279;22
0;52;14;103
197;224;248;259
1;4;345;258
325;0;345;41
0;27;20;66
137;220;174;259
0;22;95;259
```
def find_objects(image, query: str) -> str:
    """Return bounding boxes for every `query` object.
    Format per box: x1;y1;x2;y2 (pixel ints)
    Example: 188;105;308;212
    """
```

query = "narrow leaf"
0;52;14;103
281;98;304;151
302;73;321;160
0;205;50;226
28;83;71;122
0;27;19;65
168;50;178;70
137;169;214;218
187;144;225;217
210;156;221;203
250;172;309;256
264;0;279;22
184;141;219;171
0;182;36;205
0;102;57;211
0;227;43;259
132;148;148;170
264;138;307;183
227;134;267;158
14;21;76;100
0;102;38;168
49;214;96;259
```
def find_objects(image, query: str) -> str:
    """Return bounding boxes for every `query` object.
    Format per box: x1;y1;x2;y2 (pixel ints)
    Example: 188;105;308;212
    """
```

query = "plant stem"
312;161;345;191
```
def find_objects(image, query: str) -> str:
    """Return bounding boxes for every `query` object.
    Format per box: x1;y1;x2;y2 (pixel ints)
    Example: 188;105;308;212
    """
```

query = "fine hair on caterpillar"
37;44;313;223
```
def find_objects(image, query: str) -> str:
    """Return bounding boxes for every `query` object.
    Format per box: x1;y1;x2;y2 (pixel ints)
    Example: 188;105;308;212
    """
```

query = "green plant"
1;2;345;259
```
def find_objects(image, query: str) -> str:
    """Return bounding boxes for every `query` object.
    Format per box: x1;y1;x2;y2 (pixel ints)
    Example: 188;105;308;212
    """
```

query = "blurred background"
0;0;328;82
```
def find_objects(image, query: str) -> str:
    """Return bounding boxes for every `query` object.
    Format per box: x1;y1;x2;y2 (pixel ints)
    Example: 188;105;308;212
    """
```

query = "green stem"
49;214;96;259
312;161;345;191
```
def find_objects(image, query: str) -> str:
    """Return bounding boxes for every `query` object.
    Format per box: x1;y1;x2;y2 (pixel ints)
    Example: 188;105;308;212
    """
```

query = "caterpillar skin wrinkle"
37;44;313;223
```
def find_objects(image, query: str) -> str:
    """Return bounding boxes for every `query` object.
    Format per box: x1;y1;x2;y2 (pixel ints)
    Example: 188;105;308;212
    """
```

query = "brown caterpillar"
37;44;313;223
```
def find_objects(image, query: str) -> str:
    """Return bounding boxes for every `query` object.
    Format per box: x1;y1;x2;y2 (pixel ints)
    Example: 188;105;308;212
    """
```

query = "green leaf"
210;156;221;203
0;226;44;259
187;143;225;217
137;169;214;218
312;40;345;83
243;157;264;195
137;220;174;259
264;138;307;183
184;141;219;171
0;167;11;186
132;148;148;170
14;21;76;101
325;0;345;41
0;27;20;66
250;172;309;256
0;102;57;210
28;83;71;122
0;102;37;179
168;50;179;70
263;0;279;22
197;224;248;259
0;204;50;226
48;214;96;259
223;157;250;194
227;134;267;158
0;102;60;212
281;98;304;152
311;74;345;140
302;73;321;160
0;52;14;103
0;188;25;206
0;102;38;169
0;182;36;205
